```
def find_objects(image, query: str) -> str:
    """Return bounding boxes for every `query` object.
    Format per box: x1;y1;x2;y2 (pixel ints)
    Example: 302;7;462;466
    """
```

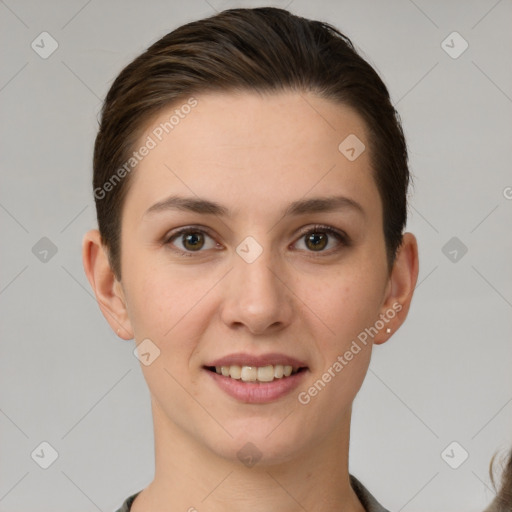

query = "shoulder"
350;474;392;512
113;490;141;512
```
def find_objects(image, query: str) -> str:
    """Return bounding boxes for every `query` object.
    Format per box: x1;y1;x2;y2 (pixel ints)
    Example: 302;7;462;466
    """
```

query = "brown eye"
182;232;205;251
165;228;218;254
294;225;349;254
305;232;328;251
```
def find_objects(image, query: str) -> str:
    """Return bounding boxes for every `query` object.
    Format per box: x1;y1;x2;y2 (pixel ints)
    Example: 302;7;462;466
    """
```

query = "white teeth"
229;365;241;379
257;365;274;382
241;366;257;382
213;364;301;382
274;364;284;378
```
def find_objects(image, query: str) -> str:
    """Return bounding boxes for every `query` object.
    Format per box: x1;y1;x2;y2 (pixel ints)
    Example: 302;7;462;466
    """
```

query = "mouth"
203;353;309;403
205;364;307;383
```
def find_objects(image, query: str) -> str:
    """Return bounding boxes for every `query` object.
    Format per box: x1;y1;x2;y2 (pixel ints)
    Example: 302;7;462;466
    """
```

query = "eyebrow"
143;194;365;219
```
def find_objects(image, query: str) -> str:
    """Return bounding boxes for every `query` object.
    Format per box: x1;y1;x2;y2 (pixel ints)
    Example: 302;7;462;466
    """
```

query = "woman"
83;7;419;512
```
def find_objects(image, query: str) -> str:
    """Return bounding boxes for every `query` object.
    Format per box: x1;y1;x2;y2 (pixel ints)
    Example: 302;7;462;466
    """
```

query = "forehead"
148;91;368;159
123;90;380;223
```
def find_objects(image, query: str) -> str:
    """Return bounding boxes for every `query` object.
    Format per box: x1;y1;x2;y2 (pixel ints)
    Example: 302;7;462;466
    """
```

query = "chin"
205;417;313;467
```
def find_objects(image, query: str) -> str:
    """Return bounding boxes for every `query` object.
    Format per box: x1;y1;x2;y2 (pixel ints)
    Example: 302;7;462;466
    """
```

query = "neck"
132;398;365;512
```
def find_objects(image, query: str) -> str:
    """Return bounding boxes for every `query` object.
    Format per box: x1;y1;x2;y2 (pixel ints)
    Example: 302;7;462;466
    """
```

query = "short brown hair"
93;7;410;279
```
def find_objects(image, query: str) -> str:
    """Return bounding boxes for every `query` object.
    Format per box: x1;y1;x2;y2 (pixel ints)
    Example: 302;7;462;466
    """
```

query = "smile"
209;364;303;382
204;353;309;402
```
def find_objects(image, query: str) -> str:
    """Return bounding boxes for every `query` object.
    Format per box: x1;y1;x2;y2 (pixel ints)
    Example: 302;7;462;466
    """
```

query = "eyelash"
163;224;350;258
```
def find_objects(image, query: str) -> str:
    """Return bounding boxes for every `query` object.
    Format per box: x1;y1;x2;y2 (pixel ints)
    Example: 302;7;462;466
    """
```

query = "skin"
83;91;419;512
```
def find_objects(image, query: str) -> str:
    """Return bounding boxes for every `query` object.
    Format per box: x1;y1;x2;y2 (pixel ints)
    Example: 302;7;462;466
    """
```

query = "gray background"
0;0;511;510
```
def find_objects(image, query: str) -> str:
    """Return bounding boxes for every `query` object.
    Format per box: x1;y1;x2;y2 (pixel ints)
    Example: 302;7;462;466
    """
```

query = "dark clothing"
114;474;390;511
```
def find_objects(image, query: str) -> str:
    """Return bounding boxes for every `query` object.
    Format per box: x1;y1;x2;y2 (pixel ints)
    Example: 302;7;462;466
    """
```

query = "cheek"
122;246;190;333
301;261;386;346
123;261;220;372
295;273;379;422
124;271;171;339
126;270;205;387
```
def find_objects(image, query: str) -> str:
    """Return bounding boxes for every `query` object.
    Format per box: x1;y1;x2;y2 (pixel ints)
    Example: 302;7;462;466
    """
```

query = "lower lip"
205;368;308;404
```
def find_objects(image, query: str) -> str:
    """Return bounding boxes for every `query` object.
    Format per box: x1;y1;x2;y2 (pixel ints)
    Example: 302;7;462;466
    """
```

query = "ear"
82;229;133;339
373;232;419;345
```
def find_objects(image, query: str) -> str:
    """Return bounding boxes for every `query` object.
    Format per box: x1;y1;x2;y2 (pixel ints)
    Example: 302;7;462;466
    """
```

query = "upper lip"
206;353;308;368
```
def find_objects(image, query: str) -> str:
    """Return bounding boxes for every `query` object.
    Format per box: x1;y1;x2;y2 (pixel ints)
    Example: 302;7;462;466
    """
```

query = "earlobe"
373;232;419;345
82;229;134;340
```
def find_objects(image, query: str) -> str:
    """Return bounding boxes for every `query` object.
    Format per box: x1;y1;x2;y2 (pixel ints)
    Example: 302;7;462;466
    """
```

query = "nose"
220;245;294;335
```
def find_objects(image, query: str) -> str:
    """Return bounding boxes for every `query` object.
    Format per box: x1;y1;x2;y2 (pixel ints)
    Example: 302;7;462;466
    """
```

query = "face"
116;91;394;464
